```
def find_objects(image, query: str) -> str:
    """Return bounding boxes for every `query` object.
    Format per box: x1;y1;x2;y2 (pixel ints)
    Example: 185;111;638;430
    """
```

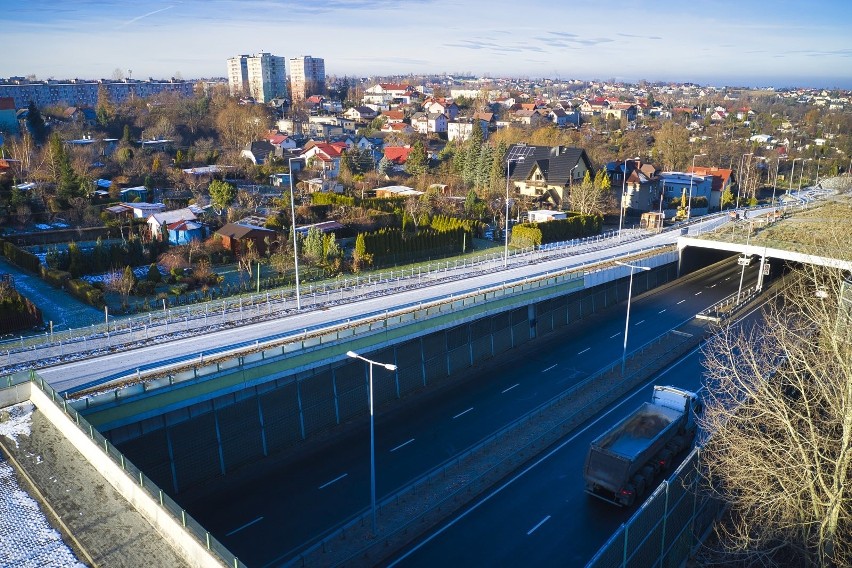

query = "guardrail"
1;371;246;568
64;242;677;404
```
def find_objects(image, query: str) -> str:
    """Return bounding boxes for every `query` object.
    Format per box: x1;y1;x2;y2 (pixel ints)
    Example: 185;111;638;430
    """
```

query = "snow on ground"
0;402;33;447
0;402;85;567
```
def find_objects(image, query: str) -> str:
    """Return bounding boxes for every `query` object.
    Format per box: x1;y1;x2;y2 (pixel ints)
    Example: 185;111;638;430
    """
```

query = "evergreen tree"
96;84;115;127
208;180;236;213
26;102;46;143
48;133;80;200
490;140;508;189
122;124;132;144
406;140;428;176
476;144;494;189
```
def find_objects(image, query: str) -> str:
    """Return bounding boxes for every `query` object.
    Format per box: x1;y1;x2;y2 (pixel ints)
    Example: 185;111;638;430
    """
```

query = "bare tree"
700;256;852;566
105;266;136;310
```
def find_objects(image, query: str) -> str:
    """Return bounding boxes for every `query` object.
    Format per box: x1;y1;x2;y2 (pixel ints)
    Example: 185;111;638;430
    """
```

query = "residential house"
383;146;412;166
216;222;276;257
120;186;149;203
343;106;378;122
606;159;660;213
447;121;473;142
166;219;206;246
382;122;415;135
687;166;733;211
423;99;459;120
241;140;278;164
147;208;199;243
363;83;418;107
658;172;713;217
507;144;594;209
381;110;405;124
411;112;447;134
603;103;637;122
300;141;346;178
0;97;18;134
511;109;546;127
265;131;298;151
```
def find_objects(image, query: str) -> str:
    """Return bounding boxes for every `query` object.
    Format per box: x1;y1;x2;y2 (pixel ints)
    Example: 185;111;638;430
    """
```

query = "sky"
1;0;851;89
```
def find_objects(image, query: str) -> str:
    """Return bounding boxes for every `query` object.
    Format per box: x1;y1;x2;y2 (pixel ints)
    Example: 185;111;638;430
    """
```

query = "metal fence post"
661;480;669;563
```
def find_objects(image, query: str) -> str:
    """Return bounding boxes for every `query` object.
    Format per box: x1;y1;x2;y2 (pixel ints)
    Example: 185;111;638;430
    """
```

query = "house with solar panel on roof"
506;144;594;210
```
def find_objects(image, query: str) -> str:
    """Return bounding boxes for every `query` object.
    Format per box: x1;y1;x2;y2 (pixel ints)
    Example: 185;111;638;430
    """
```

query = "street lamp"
615;261;651;375
686;153;706;220
346;350;397;536
815;155;822;186
798;158;810;191
771;157;781;205
504;157;524;268
618;157;639;235
288;157;302;309
789;157;801;196
736;152;753;209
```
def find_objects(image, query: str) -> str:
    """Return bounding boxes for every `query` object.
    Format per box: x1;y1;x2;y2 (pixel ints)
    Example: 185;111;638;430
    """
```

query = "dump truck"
583;385;702;506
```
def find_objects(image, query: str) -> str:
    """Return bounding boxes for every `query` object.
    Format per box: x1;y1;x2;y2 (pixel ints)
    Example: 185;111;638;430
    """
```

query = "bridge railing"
585;446;724;568
1;371;247;568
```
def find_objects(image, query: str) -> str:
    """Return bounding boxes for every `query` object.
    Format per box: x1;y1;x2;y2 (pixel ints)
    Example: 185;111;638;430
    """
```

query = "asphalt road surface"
385;296;771;567
187;258;762;567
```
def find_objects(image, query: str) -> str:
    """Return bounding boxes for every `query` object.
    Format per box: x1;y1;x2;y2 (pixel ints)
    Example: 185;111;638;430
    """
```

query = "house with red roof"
383;146;413;165
687;166;733;211
300;141;347;177
381;110;405;124
264;131;298;150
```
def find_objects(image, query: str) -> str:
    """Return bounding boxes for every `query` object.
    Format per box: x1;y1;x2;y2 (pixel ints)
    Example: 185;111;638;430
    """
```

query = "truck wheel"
631;475;647;500
657;449;674;472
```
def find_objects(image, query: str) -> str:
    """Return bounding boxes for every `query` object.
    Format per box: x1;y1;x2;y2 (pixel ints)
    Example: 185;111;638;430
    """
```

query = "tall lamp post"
815;155;822;186
504;157;524;268
686;153;706;220
615;261;651;375
618;157;639;235
798;158;810;191
771;157;781;205
288;157;302;309
346;350;397;535
789;157;801;197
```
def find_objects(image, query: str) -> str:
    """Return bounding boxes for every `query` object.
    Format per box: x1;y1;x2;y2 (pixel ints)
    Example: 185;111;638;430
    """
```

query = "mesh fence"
586;447;723;568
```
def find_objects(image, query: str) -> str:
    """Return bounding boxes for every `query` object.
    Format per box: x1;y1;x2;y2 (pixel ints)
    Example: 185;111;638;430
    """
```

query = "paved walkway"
0;402;189;568
0;257;103;333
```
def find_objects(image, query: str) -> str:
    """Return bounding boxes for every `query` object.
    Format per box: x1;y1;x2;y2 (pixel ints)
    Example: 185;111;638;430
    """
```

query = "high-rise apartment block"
226;52;287;103
289;56;325;101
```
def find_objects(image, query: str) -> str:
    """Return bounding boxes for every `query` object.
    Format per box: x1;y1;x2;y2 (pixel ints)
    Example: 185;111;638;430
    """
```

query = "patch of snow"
35;224;52;230
0;460;85;567
0;402;34;448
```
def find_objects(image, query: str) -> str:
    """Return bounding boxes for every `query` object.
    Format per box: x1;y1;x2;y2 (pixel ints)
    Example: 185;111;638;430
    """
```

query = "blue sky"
2;0;850;88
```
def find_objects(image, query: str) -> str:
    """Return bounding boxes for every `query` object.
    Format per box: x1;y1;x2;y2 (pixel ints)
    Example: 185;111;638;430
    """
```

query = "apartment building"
289;56;325;101
227;52;287;103
0;79;193;109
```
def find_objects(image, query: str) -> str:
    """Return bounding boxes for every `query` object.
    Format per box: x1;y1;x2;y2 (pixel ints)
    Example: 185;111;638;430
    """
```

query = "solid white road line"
577;348;590;355
226;516;264;537
318;473;348;490
502;384;519;394
542;364;557;373
677;300;686;305
390;439;415;453
453;407;474;419
527;515;551;535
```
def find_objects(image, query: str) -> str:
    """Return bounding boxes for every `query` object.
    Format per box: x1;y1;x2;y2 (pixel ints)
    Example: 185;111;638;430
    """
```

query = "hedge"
40;266;72;288
0;288;42;333
510;213;602;248
0;239;41;273
66;278;105;308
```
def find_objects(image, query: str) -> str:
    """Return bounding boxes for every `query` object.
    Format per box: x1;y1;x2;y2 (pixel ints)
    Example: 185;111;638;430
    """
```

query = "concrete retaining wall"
109;262;678;495
15;382;227;568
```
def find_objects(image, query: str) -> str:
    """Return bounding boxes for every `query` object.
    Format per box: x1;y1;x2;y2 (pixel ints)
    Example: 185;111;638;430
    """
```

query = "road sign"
763;263;770;275
737;256;751;266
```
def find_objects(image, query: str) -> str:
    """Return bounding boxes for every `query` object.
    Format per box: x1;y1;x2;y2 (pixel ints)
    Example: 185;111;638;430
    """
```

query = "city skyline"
2;0;851;89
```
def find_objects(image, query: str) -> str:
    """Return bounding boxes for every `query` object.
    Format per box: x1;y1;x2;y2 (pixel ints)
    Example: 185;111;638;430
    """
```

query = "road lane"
186;259;763;566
